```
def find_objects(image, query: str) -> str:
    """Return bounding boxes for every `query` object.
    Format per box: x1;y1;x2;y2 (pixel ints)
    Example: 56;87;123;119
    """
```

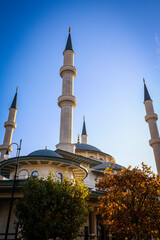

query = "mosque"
0;30;160;240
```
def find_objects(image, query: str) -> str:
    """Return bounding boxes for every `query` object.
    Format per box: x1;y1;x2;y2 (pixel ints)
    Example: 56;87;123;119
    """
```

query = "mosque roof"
75;143;102;152
56;149;102;166
92;162;123;171
28;149;62;158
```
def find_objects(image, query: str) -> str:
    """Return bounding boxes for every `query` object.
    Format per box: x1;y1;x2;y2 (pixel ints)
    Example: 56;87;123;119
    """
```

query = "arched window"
89;156;95;159
31;170;39;178
18;169;29;179
57;173;63;183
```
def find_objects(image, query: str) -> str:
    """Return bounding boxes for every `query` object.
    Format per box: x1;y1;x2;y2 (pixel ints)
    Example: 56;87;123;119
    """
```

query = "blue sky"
0;0;160;173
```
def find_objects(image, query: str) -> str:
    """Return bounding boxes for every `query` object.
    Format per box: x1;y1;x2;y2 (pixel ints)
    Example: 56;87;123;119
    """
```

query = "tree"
96;163;160;240
15;173;89;240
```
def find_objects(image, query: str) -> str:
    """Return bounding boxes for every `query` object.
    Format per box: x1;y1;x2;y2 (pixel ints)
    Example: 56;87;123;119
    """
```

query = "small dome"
28;149;62;158
92;162;123;171
75;143;101;152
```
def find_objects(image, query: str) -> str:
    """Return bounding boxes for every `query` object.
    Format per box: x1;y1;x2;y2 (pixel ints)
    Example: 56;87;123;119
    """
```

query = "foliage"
96;163;160;240
15;173;89;240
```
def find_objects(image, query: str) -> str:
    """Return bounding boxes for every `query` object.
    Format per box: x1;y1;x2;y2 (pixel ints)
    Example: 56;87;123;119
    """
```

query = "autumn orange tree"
96;163;160;240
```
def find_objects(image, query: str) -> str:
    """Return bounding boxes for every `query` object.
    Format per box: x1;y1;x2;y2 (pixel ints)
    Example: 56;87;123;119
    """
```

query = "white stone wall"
83;167;97;190
9;165;74;180
75;150;115;163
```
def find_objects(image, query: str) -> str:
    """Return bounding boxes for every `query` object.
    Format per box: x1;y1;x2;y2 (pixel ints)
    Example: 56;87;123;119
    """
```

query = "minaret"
56;28;77;153
143;79;160;174
0;88;18;161
81;116;88;144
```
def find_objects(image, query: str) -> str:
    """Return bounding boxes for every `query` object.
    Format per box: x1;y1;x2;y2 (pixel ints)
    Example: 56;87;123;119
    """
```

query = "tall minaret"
56;28;77;153
143;79;160;174
81;116;88;144
0;88;18;161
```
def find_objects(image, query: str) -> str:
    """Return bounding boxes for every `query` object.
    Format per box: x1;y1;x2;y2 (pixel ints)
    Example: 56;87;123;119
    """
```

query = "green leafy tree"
15;173;89;240
96;163;160;240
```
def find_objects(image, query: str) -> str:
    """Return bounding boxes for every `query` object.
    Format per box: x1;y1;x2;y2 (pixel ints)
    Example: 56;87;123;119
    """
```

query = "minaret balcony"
149;138;160;147
60;65;77;78
58;95;77;108
145;113;158;122
0;144;13;153
4;121;17;129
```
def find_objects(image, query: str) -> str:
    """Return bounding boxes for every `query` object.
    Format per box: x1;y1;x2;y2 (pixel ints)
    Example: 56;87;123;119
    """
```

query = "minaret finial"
77;135;80;144
69;27;71;33
83;115;85;121
143;78;145;83
16;86;18;92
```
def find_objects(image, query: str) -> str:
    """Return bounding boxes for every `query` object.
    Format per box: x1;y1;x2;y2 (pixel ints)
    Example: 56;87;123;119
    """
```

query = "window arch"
57;173;63;183
18;169;29;179
31;170;39;178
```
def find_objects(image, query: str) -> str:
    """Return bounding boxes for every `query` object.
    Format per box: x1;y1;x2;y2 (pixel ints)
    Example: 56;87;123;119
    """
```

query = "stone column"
89;209;96;240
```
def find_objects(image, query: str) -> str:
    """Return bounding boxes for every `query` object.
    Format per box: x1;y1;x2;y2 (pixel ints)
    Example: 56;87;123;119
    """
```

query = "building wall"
75;150;115;163
76;207;98;240
0;199;17;240
84;169;98;190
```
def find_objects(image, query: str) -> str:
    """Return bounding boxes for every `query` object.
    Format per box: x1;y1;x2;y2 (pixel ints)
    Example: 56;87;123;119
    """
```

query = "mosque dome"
92;162;123;171
75;143;102;153
28;149;62;158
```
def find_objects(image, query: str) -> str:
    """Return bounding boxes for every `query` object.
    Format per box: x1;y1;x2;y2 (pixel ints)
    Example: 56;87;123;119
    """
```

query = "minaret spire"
81;116;88;144
143;78;151;101
10;87;18;109
143;79;160;174
0;89;18;161
65;27;73;51
56;30;77;153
